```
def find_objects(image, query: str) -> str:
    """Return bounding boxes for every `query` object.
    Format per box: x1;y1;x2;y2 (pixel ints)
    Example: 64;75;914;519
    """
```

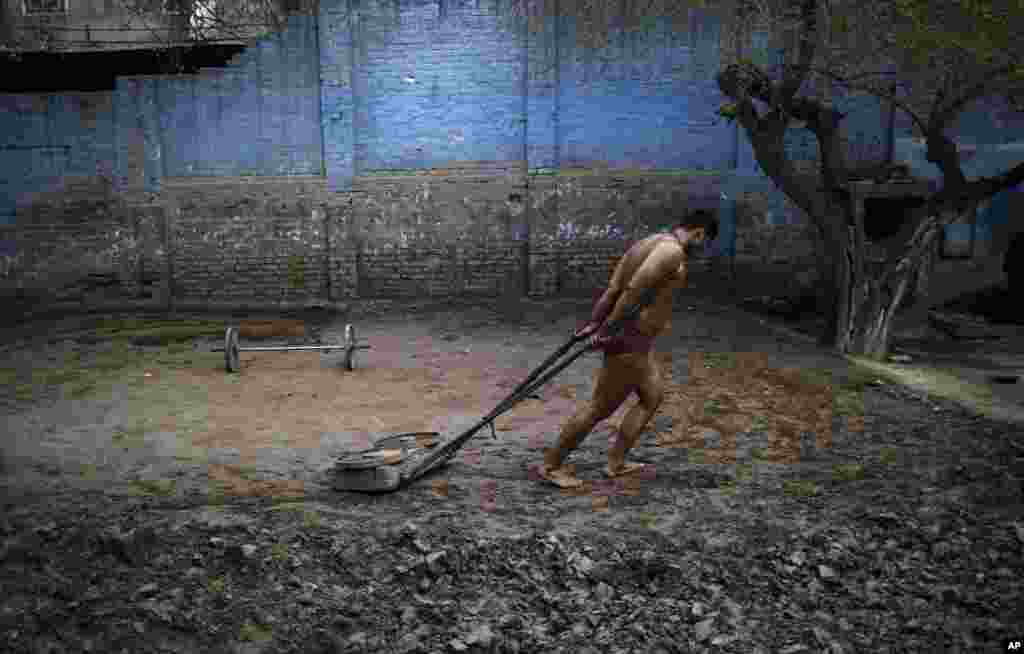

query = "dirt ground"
0;290;1022;654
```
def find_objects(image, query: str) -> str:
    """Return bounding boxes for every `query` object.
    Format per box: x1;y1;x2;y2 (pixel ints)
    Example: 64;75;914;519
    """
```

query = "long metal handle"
401;283;665;485
502;331;588;405
416;335;594;477
503;283;662;406
487;282;664;424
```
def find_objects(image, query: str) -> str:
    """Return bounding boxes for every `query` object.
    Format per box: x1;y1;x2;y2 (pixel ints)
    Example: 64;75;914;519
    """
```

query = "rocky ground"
1;291;1022;654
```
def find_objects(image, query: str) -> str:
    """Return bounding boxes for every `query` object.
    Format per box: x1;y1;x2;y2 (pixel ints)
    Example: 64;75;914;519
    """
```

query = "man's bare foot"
605;461;648;478
537;464;584;489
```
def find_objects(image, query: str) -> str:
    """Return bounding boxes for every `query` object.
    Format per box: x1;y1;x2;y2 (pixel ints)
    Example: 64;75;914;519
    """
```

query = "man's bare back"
614;234;689;334
593;234;689;353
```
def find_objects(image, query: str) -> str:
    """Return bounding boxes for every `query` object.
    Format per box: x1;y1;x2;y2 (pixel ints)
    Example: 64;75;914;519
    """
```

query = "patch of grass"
842;363;882;391
833;389;865;417
702;352;736;369
0;368;17;386
205;480;229;506
33;367;82;387
156;350;219;370
112;421;149;449
719;479;738;495
702;399;723;417
130;478;175;496
239;621;273;642
271;432;290;448
688;448;707;464
797;368;835;389
68;380;96;398
287;255;306;289
879;447;898;465
15;383;35;400
207;576;226;595
92;318;225;346
94;317;219;334
235;465;263;481
91;345;146;374
269;499;306;510
736;463;754;482
850;356;997;418
638;512;658;529
174;441;206;462
302;510;321;529
782;479;819;497
270;543;289;562
79;463;98;479
833;463;865;482
166;341;192;354
750;447;767;461
749;415;770;432
206;489;227;506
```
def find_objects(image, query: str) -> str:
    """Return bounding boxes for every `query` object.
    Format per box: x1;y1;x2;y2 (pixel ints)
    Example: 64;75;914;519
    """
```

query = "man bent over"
538;210;719;489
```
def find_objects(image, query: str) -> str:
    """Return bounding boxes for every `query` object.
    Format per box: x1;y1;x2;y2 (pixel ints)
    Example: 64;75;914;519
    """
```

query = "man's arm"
602;243;682;329
589;259;627;325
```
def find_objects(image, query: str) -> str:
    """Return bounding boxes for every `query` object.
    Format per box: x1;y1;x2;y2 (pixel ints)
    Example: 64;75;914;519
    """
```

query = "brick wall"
1;2;865;315
4;168;793;313
110;14;322;188
0;92;117;223
0;197;163;307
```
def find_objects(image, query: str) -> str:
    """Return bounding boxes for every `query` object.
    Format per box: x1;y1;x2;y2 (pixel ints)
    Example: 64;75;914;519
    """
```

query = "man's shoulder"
631;233;683;255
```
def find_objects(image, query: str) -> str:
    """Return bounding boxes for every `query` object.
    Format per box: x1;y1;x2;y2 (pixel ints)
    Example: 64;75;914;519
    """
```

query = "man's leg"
542;354;635;480
607;350;664;475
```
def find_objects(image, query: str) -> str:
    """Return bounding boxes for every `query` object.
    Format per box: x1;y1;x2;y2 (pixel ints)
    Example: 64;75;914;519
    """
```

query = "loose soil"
1;293;1021;654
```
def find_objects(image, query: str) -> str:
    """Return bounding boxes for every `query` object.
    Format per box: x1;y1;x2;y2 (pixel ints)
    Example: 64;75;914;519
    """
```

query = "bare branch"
777;0;818;107
959;159;1024;206
718;61;844;129
805;66;929;137
925;129;968;193
929;64;1024;130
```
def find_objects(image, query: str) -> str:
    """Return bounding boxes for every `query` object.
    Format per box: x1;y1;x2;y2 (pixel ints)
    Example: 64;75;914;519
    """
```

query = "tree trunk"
833;245;916;359
829;215;944;360
909;236;938;307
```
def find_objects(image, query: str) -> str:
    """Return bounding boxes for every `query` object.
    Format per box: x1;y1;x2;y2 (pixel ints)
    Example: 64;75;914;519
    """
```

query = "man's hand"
574;322;601;339
588;330;615;349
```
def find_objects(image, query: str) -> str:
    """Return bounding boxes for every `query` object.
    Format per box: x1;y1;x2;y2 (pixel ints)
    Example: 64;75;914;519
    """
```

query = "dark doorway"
862;196;927;241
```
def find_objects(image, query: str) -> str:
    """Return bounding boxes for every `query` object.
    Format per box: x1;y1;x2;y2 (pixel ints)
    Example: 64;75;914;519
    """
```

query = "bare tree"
112;0;316;47
501;0;1024;359
715;0;1024;357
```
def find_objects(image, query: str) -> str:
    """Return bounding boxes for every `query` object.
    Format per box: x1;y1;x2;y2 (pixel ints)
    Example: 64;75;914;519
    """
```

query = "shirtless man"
538;210;719;488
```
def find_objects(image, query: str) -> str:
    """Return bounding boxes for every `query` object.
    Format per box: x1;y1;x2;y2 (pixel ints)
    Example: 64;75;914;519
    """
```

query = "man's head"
673;209;719;254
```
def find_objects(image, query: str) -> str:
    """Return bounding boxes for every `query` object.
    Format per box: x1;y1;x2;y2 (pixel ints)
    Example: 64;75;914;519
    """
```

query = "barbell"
214;323;371;373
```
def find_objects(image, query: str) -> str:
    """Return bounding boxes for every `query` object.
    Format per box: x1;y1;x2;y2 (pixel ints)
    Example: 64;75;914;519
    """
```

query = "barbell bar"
215;323;370;373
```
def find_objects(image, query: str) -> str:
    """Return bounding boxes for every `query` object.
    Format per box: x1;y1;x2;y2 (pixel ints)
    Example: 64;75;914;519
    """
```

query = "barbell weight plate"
344;323;357;371
224;327;232;372
225;327;241;373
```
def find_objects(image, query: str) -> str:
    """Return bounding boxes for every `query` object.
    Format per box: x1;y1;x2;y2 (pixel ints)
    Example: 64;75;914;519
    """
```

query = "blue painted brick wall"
0;93;116;224
319;1;736;190
112;13;322;183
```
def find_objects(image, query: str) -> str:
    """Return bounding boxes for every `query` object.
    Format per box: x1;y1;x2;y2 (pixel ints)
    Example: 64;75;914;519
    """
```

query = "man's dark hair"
678;209;719;241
